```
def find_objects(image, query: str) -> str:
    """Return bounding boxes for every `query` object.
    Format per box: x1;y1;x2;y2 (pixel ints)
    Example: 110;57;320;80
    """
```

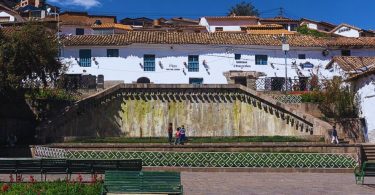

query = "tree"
228;1;260;17
318;77;359;121
0;23;63;89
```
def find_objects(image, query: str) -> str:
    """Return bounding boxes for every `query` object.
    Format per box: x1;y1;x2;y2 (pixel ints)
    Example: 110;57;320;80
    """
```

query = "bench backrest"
0;159;142;174
363;162;375;173
104;171;182;193
67;159;142;174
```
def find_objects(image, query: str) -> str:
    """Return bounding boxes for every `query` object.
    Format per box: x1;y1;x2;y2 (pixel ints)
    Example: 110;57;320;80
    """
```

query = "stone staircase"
338;138;350;144
362;144;375;161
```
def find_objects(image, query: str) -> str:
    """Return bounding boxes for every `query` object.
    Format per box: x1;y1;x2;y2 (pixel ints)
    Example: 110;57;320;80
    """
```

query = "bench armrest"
354;165;363;176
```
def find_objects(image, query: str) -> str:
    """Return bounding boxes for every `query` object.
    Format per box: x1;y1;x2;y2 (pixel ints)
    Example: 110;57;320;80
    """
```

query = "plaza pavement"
1;172;375;195
181;172;375;195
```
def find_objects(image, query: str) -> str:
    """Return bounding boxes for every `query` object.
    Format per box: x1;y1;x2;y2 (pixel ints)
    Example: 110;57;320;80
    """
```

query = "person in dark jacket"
331;125;339;144
167;123;173;145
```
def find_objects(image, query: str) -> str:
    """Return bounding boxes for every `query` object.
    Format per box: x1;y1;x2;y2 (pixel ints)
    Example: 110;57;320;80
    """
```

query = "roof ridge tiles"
60;31;375;48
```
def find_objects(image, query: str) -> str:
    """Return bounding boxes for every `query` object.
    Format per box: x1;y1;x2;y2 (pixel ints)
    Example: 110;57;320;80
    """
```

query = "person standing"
167;123;173;145
174;128;180;145
179;125;186;145
331;125;339;144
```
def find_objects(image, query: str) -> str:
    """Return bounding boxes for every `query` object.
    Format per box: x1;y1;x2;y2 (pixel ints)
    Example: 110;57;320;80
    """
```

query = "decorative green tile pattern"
66;151;356;169
34;147;357;169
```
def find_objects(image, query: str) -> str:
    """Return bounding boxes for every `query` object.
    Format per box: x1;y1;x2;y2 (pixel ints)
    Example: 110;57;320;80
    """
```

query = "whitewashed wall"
61;44;374;84
60;26;93;35
333;26;360;38
307;23;318;30
199;17;258;32
355;75;375;143
0;11;15;22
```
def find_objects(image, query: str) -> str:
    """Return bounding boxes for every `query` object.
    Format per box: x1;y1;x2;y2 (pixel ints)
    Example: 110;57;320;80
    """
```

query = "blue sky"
49;0;375;30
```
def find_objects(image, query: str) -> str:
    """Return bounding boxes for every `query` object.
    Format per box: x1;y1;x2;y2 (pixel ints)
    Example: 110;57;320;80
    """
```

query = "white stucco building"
326;56;375;143
199;16;259;32
0;3;24;23
60;32;375;84
60;31;375;142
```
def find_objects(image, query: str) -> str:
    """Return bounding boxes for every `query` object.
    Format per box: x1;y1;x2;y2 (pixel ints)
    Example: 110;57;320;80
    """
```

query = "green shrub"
300;92;323;103
318;77;359;120
297;25;328;37
25;88;77;101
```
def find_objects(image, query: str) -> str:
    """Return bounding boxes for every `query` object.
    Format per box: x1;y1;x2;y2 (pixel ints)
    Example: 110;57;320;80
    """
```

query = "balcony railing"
255;77;326;92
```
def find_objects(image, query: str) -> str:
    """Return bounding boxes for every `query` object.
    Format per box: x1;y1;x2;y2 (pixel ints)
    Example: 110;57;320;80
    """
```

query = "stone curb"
143;166;354;173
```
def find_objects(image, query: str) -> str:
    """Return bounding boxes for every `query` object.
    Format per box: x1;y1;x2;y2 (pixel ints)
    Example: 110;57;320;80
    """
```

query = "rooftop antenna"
278;7;284;17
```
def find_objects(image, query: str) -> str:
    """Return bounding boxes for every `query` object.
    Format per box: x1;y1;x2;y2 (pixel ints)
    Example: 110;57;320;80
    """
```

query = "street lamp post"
281;35;289;93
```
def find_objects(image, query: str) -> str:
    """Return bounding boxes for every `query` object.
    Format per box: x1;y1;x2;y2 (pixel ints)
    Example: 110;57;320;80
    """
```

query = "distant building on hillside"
0;3;23;23
120;17;206;33
300;18;337;32
59;12;131;36
259;16;300;32
16;0;44;8
120;17;154;28
199;16;259;32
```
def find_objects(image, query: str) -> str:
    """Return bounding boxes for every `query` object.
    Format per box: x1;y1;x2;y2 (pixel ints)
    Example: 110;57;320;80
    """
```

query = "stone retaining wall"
37;84;334;143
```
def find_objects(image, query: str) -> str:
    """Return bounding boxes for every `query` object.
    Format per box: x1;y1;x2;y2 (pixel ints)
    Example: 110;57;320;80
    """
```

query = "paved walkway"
181;172;375;195
1;172;374;194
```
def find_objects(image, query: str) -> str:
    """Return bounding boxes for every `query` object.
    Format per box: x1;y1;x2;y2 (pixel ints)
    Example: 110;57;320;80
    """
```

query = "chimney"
153;19;160;27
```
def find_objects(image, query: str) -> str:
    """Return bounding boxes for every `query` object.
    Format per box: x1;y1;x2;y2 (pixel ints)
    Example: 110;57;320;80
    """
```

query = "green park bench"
102;171;183;195
0;158;142;181
354;161;375;184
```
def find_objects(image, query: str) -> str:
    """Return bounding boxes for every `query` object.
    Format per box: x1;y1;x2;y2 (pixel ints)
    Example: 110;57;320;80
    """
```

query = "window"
255;55;268;65
30;11;41;18
282;24;288;30
107;49;119;57
0;17;10;22
290;24;298;31
189;78;203;84
341;50;351;56
235;54;241;60
144;55;155;71
215;27;223;32
79;49;91;67
298;54;306;59
76;28;84;35
188;55;199;72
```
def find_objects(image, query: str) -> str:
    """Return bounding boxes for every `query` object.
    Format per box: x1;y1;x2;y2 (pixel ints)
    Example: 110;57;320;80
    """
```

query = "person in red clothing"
174;127;180;145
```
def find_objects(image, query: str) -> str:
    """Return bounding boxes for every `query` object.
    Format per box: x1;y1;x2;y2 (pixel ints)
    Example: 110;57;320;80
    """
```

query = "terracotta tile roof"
242;24;284;30
330;23;362;33
60;12;116;26
246;29;295;35
61;31;375;48
204;16;259;20
326;56;375;71
0;27;17;35
260;17;299;23
326;56;375;80
61;31;328;47
328;37;375;47
92;23;132;31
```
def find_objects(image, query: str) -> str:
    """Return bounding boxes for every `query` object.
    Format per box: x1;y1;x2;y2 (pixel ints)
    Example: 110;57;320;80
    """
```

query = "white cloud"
49;0;101;9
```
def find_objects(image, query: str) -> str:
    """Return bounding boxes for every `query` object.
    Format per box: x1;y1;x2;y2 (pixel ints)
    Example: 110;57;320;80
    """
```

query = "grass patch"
67;136;322;144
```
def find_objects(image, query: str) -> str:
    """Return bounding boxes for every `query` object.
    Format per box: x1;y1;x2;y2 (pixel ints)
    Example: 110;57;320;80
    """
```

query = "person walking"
331;125;339;144
174;128;180;145
167;123;173;145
